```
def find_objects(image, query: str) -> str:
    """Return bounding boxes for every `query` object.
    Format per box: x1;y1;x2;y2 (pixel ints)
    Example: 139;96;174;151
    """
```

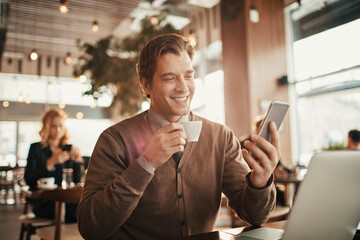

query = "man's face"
141;51;195;122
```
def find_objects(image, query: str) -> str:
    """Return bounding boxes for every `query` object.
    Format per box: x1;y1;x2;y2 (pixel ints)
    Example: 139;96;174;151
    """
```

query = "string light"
79;74;87;83
58;102;66;109
89;103;96;109
59;0;69;14
92;21;99;32
150;16;159;25
25;95;31;104
188;29;197;47
65;52;72;64
17;93;24;102
76;112;84;119
2;101;9;108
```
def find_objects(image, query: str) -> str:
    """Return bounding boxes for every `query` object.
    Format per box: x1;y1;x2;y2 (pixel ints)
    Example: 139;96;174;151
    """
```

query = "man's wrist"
246;172;273;190
137;155;156;174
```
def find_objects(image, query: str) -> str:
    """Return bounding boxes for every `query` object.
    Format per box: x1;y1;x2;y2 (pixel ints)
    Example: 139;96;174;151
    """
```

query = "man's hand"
143;123;187;168
242;121;280;188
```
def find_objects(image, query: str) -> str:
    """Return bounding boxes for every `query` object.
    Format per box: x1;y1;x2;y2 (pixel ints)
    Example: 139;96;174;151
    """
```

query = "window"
0;119;112;167
0;122;16;166
18;121;41;166
286;0;360;166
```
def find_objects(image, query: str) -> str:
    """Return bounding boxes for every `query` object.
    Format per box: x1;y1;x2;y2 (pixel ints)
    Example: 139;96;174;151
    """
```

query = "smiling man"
77;33;280;240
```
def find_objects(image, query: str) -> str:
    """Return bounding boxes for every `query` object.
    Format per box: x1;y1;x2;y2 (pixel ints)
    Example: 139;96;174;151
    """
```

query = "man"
77;33;280;239
348;129;360;150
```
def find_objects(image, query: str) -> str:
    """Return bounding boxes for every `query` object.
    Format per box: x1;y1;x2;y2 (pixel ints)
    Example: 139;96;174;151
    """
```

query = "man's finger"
161;122;183;133
250;135;277;164
242;149;260;172
244;140;268;166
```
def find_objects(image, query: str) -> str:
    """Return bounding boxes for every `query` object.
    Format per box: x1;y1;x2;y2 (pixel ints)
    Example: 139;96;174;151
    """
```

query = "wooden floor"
0;188;40;240
0;202;27;240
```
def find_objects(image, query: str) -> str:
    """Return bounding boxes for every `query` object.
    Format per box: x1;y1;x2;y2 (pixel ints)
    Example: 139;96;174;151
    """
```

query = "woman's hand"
47;148;70;168
70;146;83;163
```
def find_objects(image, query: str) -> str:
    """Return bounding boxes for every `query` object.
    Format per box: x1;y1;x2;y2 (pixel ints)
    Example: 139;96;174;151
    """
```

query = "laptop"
236;151;360;240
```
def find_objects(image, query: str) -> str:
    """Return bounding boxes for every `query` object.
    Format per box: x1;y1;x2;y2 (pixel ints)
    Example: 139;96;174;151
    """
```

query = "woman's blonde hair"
39;108;69;147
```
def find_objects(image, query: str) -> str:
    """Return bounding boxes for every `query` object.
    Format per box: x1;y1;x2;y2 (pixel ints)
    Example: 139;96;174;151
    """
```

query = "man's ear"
140;77;150;97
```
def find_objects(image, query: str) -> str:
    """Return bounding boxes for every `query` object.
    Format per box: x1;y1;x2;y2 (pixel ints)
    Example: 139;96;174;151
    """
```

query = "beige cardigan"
77;111;276;240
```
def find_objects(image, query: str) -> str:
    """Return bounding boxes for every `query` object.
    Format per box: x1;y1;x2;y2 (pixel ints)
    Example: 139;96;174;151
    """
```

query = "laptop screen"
282;151;360;240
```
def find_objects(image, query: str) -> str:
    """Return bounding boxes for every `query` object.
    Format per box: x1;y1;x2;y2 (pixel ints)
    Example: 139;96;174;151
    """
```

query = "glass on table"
62;168;74;189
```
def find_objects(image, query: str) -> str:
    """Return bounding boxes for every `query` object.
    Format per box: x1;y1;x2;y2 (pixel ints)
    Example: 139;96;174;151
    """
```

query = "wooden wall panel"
221;0;251;136
221;0;292;163
247;0;291;163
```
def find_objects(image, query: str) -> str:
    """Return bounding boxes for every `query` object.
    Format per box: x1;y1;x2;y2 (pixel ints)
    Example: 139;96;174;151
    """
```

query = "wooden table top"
22;186;83;203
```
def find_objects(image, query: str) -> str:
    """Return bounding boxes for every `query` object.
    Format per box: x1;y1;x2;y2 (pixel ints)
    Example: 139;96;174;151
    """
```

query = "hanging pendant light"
59;0;69;14
188;29;197;47
92;20;99;32
65;52;72;64
30;49;38;61
249;5;260;23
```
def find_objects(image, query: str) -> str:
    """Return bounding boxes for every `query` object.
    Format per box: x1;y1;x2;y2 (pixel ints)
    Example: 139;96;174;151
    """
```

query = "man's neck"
150;108;182;123
147;108;189;132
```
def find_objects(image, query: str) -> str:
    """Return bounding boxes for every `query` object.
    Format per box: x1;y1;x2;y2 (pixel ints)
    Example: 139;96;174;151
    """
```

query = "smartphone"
62;144;72;152
62;145;73;167
257;100;289;142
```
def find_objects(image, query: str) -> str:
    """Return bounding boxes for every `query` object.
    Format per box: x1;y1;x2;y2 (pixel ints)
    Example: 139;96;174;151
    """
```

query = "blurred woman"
24;108;83;222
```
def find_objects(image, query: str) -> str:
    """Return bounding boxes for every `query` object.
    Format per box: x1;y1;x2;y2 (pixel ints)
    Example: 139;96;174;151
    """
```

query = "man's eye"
164;77;175;81
185;75;194;79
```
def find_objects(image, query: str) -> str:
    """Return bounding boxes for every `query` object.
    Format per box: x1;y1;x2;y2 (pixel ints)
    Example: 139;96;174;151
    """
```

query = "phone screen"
62;144;72;152
257;101;289;142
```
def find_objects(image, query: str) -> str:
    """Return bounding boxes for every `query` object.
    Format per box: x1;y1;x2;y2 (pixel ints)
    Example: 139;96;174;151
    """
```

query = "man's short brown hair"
136;33;195;96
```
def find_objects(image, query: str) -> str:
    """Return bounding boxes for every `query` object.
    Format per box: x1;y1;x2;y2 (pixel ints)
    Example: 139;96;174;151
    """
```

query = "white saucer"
37;185;57;190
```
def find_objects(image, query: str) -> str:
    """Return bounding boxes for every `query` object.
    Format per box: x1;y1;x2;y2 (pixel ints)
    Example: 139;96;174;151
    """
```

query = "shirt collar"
147;108;190;132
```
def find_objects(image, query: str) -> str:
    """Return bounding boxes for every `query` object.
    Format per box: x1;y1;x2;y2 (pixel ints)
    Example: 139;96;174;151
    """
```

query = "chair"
0;166;17;205
36;187;83;240
18;200;55;240
217;194;247;229
0;179;17;205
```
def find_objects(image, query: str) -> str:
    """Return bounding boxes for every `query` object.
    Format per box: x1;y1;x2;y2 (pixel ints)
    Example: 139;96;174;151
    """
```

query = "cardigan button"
177;168;181;173
180;220;186;226
178;193;183;199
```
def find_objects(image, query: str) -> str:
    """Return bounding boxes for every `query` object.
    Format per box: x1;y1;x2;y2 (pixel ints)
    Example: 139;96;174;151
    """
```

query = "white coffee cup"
182;121;202;142
37;177;55;187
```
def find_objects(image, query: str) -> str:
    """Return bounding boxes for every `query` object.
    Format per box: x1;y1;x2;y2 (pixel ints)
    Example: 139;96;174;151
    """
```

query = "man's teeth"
172;97;187;102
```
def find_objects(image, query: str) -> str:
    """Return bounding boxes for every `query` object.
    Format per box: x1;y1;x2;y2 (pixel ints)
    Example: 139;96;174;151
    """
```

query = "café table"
274;169;306;207
21;185;83;240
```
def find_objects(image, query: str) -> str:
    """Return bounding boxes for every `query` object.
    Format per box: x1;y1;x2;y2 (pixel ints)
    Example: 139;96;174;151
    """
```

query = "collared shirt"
136;108;190;174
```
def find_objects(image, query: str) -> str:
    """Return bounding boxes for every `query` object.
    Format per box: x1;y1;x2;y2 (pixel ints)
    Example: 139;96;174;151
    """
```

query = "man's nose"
176;77;189;92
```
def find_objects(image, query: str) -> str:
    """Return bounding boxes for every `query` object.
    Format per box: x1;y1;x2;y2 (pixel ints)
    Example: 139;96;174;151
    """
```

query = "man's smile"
171;96;188;102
